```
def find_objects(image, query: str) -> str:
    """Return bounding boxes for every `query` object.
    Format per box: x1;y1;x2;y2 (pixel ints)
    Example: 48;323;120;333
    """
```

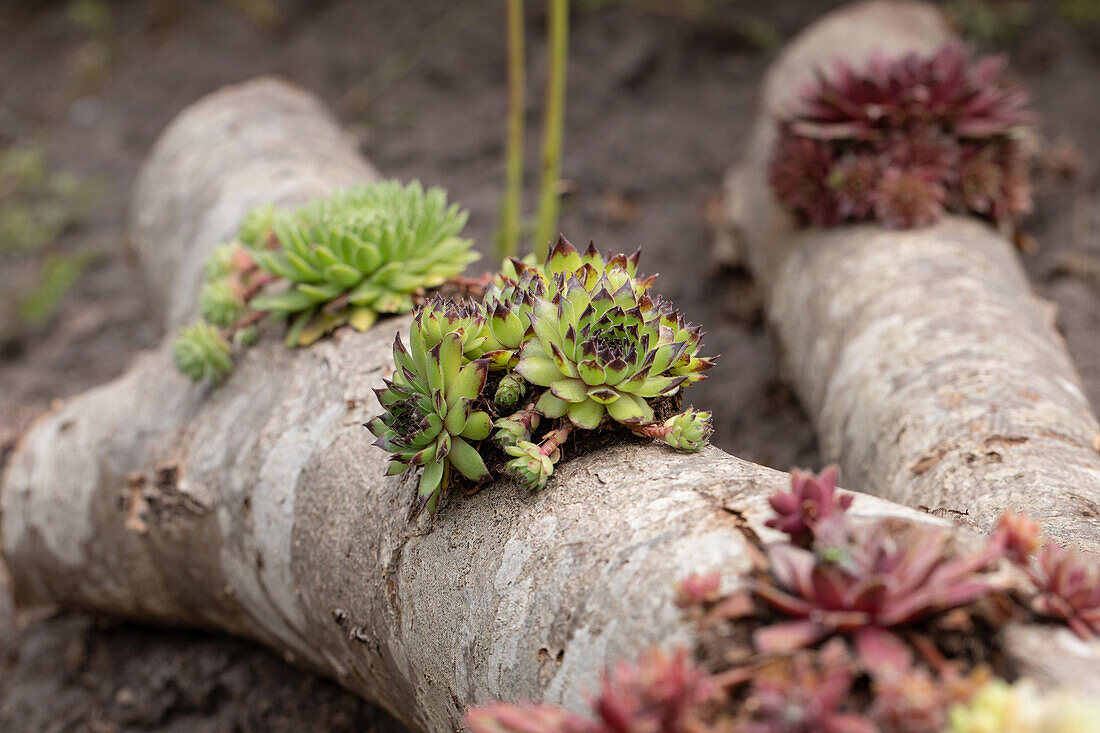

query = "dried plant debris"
466;470;1100;732
368;236;716;513
173;180;477;382
769;45;1034;231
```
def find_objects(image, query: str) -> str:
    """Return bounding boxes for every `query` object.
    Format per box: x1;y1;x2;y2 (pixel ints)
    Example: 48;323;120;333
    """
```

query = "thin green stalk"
532;0;568;260
498;0;526;259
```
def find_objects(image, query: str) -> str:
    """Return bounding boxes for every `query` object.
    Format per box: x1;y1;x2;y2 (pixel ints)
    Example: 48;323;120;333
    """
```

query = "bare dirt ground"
0;1;1097;730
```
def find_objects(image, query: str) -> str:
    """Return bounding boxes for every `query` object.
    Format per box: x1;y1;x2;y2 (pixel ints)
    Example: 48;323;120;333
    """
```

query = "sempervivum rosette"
514;265;714;430
369;237;719;505
770;45;1033;230
367;308;493;513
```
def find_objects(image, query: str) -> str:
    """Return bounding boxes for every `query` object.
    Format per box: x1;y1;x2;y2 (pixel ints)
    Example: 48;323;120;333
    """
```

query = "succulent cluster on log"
368;236;716;512
5;2;1100;731
769;45;1033;230
173;180;476;381
466;471;1100;732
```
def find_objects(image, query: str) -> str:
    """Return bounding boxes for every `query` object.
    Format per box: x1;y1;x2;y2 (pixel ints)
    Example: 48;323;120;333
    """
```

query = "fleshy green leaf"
515;356;560;387
536;390;570;418
460;410;493;441
607;392;654;424
448;437;490;482
549;377;588;403
568;399;605;430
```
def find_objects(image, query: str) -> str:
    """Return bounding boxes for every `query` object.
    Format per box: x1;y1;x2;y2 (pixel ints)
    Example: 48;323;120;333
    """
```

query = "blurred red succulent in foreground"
746;523;1001;654
675;572;722;609
990;510;1042;564
467;490;1091;732
769;45;1033;230
765;466;851;547
1024;541;1100;640
739;640;874;733
464;649;721;733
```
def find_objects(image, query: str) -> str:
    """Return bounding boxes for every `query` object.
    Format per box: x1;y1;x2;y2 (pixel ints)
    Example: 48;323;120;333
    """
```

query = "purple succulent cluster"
769;46;1033;230
464;471;1100;733
1023;540;1100;640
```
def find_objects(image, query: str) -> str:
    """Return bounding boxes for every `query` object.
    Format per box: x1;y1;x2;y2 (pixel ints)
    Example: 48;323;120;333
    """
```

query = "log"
722;0;1100;551
2;75;1098;732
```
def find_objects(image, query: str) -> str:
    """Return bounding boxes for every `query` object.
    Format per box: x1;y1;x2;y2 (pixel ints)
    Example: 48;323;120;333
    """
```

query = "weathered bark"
2;75;1099;731
722;0;1100;551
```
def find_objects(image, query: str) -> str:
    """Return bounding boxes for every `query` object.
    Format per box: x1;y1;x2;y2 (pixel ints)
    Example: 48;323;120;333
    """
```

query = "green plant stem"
498;0;526;260
532;0;568;260
226;308;266;336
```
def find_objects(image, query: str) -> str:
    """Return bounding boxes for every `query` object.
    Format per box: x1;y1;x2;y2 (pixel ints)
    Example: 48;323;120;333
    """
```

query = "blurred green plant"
18;252;93;328
0;146;101;253
66;0;110;34
66;0;114;92
173;180;477;382
0;145;101;343
225;0;284;30
1058;0;1100;27
946;0;1033;47
736;15;781;53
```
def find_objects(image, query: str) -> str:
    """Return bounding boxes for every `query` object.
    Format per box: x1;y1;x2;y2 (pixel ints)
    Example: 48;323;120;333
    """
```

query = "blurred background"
0;0;1097;729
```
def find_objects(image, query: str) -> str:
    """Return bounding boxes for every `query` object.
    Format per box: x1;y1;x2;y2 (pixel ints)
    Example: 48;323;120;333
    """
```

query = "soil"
0;1;1097;730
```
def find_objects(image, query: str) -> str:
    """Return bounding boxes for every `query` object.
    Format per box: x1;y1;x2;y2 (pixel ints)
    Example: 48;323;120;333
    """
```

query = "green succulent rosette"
367;237;718;512
366;310;493;513
514;267;715;430
474;271;542;370
493;409;540;449
415;297;488;356
503;440;555;491
493;372;527;409
173;321;233;383
249;180;478;346
657;407;713;452
199;279;247;327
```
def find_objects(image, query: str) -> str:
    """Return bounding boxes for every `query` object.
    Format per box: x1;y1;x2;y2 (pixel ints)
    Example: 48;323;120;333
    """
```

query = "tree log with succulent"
368;237;715;513
467;469;1100;732
2;6;1100;733
174;180;477;381
720;0;1100;551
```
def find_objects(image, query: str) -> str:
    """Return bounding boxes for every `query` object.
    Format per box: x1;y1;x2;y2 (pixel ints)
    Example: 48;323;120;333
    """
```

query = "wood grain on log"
2;68;1098;733
722;0;1100;551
